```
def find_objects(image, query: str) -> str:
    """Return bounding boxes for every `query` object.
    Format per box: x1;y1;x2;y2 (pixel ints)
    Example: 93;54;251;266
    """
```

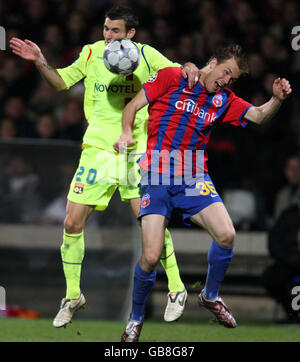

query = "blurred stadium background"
0;0;300;330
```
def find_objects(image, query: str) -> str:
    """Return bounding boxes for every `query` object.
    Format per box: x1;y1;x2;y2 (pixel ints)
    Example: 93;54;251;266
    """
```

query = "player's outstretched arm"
244;77;292;125
9;37;67;92
113;89;148;153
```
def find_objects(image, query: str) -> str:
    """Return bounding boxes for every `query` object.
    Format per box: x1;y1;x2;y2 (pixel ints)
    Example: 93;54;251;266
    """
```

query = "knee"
141;251;161;271
216;225;236;248
64;214;84;234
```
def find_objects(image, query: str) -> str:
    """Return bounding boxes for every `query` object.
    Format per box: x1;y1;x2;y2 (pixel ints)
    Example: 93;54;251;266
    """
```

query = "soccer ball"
103;38;140;75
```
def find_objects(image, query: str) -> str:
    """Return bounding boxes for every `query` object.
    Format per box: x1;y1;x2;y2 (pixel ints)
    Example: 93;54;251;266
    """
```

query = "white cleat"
164;289;188;322
53;293;86;328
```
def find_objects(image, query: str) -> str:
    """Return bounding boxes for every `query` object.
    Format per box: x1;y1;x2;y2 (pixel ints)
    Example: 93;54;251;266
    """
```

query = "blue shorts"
138;174;223;226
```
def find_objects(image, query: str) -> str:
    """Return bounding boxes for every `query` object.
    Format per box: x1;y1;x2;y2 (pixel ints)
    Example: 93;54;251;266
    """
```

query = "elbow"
54;75;68;92
56;86;67;92
55;83;68;92
250;107;265;125
54;84;68;92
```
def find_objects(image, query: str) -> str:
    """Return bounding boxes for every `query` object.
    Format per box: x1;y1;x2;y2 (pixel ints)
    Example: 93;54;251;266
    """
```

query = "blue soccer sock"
130;263;157;322
203;240;233;300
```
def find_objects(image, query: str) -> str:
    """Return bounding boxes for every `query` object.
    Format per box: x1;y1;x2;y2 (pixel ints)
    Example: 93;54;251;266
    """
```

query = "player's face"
103;18;135;44
204;57;241;93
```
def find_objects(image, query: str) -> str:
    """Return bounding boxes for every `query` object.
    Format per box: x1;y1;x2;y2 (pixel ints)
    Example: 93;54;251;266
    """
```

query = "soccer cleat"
121;319;143;342
164;289;188;322
53;293;86;328
198;290;237;328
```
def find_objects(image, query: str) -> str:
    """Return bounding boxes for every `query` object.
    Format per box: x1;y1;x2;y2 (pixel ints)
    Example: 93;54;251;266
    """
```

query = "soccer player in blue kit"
114;44;292;341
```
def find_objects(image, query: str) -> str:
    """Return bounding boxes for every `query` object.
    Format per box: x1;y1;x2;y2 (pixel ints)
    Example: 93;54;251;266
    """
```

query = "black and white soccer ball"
103;38;140;75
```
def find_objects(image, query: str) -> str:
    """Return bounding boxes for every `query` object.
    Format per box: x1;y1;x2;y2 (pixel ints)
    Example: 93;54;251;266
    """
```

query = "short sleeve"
56;45;91;89
219;92;253;128
142;67;181;103
141;44;181;73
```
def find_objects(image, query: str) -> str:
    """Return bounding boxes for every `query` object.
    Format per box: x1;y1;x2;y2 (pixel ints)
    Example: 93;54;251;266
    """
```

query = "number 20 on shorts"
196;181;217;196
75;166;97;184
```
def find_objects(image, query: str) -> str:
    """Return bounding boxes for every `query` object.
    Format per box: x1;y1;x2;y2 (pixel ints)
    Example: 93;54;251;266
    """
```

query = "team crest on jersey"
74;183;85;194
141;193;150;208
147;73;158;83
212;94;223;107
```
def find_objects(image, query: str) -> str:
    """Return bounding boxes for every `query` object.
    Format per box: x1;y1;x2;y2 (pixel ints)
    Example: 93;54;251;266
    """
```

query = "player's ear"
209;58;218;69
127;28;136;39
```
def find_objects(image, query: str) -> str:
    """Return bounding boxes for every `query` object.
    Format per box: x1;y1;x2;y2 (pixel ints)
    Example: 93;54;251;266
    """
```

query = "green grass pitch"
0;317;299;342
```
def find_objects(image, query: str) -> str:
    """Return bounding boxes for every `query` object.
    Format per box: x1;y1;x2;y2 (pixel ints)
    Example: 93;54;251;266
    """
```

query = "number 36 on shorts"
195;181;218;196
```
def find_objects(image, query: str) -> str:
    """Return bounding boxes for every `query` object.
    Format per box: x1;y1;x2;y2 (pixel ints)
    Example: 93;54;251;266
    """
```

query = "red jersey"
139;67;253;176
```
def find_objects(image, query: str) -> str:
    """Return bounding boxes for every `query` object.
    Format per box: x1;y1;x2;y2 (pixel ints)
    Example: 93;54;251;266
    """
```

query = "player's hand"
272;77;292;101
113;134;134;153
9;37;42;62
182;62;201;89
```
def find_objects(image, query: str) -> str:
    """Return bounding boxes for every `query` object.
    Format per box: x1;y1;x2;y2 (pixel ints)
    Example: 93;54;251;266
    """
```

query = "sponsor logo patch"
212;94;223;107
74;183;85;194
141;193;150;208
147;73;158;83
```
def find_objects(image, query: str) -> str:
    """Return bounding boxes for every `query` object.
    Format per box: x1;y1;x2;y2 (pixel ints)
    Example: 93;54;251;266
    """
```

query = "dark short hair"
210;44;249;75
105;6;139;31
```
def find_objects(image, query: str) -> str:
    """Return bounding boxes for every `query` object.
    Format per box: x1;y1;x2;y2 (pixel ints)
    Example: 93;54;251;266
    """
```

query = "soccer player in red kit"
114;44;292;341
